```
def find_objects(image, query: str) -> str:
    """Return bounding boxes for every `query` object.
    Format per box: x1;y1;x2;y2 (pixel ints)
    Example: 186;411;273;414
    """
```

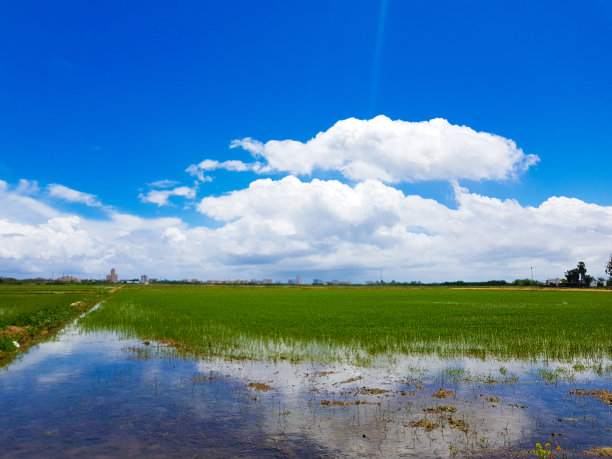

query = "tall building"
296;275;301;285
106;268;118;283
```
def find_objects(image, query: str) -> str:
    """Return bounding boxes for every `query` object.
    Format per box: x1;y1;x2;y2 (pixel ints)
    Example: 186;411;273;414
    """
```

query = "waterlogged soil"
0;324;610;457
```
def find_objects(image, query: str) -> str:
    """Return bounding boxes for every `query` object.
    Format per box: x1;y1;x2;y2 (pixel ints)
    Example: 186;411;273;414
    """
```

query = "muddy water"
0;321;610;457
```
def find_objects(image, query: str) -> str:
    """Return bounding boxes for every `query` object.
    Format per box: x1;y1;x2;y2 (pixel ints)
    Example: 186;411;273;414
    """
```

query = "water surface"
1;319;610;457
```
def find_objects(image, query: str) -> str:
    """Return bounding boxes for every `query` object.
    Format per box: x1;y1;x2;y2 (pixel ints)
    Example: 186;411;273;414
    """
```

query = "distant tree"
565;261;593;286
565;268;580;285
513;278;540;286
606;255;612;279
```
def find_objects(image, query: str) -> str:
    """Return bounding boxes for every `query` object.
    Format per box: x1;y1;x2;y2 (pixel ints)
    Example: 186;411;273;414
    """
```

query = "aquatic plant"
531;442;562;457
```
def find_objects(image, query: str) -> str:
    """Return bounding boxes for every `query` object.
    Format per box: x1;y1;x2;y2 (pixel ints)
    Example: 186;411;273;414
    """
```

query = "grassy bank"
79;285;611;364
0;284;109;366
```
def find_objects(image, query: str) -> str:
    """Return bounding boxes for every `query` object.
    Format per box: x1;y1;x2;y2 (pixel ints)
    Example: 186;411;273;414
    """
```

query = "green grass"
0;284;108;365
79;285;612;364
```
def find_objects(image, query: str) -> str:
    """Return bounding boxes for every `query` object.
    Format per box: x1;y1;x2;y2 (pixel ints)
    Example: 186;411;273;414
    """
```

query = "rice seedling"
78;284;611;364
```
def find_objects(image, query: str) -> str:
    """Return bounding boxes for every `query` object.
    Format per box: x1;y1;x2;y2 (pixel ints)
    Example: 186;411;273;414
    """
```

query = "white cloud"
229;116;539;183
196;176;612;280
186;159;262;182
0;216;96;260
16;179;39;194
148;179;180;189
163;227;187;243
47;184;102;207
0;181;60;224
1;168;610;282
139;186;196;207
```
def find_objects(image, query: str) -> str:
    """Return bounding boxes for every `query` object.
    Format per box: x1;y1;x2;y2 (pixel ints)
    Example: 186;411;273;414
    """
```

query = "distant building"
313;279;323;285
296;275;301;285
57;275;81;283
547;278;562;286
106;268;118;283
140;275;148;284
206;279;248;284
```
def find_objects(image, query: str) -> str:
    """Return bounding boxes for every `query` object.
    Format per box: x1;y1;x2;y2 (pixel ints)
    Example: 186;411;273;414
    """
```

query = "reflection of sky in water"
0;321;610;457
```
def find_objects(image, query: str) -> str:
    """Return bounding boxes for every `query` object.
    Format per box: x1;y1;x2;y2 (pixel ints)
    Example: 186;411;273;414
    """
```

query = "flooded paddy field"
1;285;611;457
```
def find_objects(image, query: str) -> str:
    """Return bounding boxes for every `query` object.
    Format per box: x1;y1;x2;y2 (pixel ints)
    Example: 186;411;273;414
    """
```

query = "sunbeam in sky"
370;0;389;114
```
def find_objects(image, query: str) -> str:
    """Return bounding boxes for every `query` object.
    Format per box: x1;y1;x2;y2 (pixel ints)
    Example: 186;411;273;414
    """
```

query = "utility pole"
531;267;534;281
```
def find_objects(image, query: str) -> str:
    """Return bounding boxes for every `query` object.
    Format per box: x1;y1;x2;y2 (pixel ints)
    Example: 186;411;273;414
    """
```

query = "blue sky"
1;1;611;282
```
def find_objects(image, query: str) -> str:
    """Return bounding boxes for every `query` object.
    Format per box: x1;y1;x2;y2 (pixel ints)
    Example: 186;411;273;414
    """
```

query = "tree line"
563;255;612;287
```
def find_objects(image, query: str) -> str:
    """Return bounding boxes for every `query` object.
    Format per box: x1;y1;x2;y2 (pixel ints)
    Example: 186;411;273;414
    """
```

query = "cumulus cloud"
196;176;612;280
47;184;102;207
0;216;95;260
1;168;610;282
229;116;539;183
139;186;196;207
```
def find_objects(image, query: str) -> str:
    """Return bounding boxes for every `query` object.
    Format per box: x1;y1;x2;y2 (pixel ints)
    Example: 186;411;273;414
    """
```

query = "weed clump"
432;388;455;399
423;405;457;413
406;419;439;431
448;417;469;432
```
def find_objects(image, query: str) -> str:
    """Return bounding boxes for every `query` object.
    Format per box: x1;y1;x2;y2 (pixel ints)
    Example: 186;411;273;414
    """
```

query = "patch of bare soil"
356;387;388;395
320;399;378;407
191;375;220;382
0;325;28;336
570;388;612;404
247;382;273;391
586;447;612;457
508;403;527;409
313;371;334;377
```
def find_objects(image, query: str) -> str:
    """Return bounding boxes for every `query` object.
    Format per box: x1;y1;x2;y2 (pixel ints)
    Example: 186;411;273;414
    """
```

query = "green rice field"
0;284;108;363
80;285;612;364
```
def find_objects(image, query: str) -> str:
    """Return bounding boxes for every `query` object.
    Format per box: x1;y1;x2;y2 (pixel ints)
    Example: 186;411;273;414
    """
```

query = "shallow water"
0;320;610;457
